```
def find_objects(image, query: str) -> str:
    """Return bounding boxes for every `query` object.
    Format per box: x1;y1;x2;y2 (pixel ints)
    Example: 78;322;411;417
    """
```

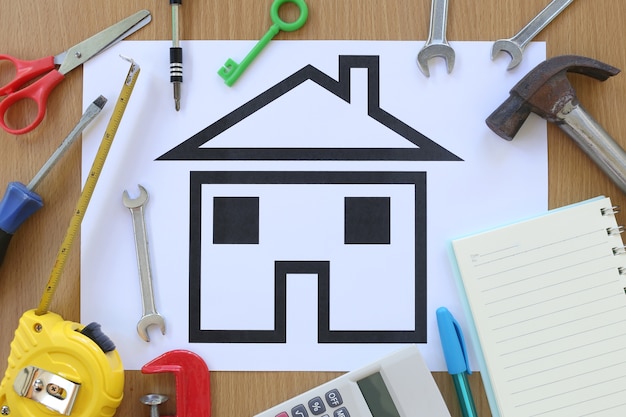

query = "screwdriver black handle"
170;47;183;83
0;229;13;266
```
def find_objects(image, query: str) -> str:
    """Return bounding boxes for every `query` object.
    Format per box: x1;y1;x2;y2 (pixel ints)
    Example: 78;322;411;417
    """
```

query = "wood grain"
1;1;625;416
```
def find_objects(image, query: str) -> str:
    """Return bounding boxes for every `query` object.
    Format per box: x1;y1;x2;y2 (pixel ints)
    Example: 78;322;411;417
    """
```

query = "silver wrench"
417;0;455;77
123;184;166;342
491;0;575;70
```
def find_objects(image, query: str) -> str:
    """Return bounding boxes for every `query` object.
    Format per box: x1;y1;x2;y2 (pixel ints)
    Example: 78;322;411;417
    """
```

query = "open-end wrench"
491;0;575;70
417;0;455;77
123;184;166;342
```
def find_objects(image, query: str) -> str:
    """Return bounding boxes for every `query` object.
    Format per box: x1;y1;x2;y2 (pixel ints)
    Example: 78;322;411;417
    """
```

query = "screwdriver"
0;95;107;266
170;0;183;110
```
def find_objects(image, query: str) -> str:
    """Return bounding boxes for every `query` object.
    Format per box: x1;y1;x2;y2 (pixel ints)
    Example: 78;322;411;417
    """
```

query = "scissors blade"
57;9;151;74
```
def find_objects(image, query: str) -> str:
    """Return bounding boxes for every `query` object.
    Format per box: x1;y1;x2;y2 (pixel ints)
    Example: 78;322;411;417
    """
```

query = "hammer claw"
501;55;620;105
537;55;620;83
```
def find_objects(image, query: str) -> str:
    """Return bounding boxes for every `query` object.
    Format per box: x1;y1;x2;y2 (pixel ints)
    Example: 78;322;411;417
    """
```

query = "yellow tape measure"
0;58;140;417
36;58;140;316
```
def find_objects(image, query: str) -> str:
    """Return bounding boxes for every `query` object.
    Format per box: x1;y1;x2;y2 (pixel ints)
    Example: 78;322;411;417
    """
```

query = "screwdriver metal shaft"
0;96;106;266
28;96;107;191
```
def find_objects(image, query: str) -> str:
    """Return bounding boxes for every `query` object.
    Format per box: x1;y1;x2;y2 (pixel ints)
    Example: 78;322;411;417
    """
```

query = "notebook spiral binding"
605;207;626;293
607;225;625;236
613;246;626;256
600;206;626;258
605;206;626;267
601;205;621;215
600;206;626;294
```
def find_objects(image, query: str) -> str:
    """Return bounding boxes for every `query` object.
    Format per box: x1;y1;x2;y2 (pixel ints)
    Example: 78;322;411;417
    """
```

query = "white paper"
81;40;547;371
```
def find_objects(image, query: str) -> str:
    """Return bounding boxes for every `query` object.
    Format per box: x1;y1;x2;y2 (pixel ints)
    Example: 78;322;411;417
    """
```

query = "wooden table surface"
1;1;625;416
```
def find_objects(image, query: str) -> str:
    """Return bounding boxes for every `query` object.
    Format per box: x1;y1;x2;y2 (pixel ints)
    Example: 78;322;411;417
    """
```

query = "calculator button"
325;389;343;408
276;413;289;417
333;407;350;417
308;397;326;415
291;404;308;417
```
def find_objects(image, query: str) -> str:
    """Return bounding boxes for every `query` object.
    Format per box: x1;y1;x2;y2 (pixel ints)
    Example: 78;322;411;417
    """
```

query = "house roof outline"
158;55;463;161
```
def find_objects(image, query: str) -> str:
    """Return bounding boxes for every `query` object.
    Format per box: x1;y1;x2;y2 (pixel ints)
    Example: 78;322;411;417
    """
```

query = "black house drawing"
158;55;462;344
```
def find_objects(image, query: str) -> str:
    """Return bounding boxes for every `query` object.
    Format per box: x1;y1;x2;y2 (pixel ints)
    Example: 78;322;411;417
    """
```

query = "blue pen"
436;307;478;417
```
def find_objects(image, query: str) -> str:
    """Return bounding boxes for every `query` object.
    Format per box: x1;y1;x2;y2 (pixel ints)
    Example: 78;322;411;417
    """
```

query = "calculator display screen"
356;372;402;417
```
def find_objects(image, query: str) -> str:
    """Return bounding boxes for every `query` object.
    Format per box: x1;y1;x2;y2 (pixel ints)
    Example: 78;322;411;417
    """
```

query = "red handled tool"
142;350;211;417
0;9;151;134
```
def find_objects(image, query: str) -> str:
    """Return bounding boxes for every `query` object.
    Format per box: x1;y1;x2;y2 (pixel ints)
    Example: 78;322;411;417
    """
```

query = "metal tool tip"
93;95;108;109
119;54;139;68
173;82;181;111
140;394;168;406
416;61;430;78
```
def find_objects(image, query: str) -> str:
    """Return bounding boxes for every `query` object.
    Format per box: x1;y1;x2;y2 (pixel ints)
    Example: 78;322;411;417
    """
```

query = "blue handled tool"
436;306;478;417
0;96;106;265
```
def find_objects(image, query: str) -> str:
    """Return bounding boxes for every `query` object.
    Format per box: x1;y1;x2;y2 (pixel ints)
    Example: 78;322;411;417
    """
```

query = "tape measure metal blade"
36;59;140;316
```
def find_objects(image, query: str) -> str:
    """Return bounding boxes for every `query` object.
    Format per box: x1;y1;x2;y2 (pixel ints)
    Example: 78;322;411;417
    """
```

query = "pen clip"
436;307;472;375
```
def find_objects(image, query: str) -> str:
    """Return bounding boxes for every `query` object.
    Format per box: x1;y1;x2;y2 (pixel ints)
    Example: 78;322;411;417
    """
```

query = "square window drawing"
344;197;391;244
213;197;260;244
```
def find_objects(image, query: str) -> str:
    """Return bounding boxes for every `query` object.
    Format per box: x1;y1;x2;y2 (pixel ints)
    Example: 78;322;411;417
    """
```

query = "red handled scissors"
0;9;151;135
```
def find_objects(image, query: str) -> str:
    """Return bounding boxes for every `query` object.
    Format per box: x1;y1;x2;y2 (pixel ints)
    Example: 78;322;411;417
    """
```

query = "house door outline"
277;261;422;343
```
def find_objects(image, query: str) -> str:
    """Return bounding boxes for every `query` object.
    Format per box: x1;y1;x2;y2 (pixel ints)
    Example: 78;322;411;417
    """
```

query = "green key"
218;0;308;86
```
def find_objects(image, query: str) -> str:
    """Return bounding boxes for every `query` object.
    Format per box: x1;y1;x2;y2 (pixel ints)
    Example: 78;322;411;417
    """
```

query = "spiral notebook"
449;196;626;417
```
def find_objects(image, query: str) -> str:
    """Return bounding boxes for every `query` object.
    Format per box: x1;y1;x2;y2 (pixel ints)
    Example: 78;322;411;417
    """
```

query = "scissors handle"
0;55;56;96
0;70;65;135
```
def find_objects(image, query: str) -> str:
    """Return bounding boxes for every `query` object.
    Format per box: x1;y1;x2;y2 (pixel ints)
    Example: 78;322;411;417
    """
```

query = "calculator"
254;345;452;417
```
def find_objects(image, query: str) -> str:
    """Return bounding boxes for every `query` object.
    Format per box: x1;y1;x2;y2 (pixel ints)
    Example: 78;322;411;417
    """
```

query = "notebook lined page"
452;197;626;417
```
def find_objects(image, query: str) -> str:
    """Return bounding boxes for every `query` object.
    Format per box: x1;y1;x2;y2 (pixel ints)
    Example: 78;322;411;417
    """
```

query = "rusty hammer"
486;55;626;193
